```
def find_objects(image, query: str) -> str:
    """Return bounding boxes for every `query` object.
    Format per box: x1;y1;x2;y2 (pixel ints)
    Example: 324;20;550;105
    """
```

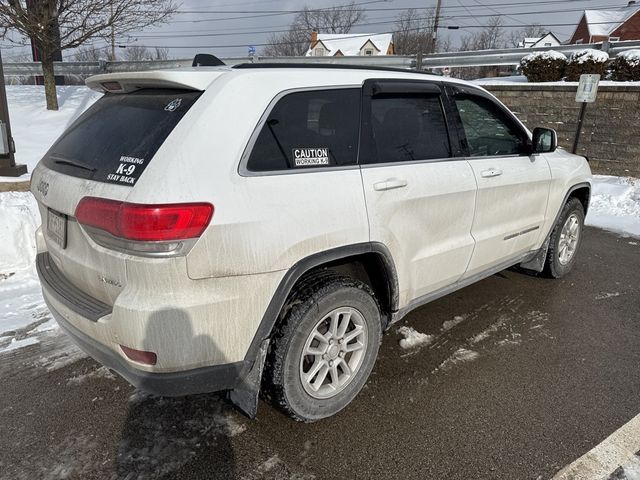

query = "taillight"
75;197;213;243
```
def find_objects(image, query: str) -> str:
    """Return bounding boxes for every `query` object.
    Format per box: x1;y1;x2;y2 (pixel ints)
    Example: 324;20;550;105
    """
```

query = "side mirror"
532;127;558;154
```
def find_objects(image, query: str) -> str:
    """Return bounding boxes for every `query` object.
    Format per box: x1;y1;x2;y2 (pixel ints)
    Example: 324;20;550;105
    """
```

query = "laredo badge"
292;148;330;167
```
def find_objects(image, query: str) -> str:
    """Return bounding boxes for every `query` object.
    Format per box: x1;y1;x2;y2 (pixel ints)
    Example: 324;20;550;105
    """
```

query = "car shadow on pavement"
114;308;243;480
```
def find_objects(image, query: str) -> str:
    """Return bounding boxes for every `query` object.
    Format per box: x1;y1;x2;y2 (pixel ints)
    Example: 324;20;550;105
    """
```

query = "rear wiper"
51;156;96;172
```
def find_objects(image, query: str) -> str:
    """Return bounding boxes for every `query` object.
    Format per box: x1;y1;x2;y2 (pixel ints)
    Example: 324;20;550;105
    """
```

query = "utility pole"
431;0;443;54
0;50;27;177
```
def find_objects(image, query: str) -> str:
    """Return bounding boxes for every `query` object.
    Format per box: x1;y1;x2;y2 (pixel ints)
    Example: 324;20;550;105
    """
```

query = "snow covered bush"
520;51;567;82
565;49;609;82
610;50;640;81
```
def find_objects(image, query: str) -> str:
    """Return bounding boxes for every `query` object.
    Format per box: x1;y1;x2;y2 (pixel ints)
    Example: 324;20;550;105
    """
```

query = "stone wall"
483;84;640;178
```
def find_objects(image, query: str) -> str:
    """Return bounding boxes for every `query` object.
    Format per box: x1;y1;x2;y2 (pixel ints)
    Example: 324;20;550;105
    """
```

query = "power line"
131;3;626;39
127;19;636;49
165;0;619;24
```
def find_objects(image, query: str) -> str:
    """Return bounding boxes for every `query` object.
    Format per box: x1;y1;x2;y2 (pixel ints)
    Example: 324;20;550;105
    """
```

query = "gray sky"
0;0;632;60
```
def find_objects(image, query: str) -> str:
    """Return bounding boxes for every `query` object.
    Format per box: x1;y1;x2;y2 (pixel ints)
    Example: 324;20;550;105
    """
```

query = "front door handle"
373;178;408;191
480;168;503;178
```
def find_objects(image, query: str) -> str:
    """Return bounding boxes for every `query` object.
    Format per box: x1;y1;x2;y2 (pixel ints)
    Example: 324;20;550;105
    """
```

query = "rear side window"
247;89;360;172
43;89;201;186
368;94;450;163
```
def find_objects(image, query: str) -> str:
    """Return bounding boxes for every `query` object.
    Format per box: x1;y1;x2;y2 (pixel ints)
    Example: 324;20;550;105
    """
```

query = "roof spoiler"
192;54;225;67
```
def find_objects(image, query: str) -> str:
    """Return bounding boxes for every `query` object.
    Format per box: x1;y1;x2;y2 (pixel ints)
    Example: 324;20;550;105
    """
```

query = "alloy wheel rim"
299;307;367;399
558;213;580;265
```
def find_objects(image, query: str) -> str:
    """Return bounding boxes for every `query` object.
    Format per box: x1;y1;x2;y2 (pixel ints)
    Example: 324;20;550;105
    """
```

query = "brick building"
570;1;640;44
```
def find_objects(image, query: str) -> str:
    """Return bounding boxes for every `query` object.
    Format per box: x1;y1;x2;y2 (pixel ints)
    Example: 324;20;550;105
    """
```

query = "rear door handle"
480;168;503;178
373;178;408;191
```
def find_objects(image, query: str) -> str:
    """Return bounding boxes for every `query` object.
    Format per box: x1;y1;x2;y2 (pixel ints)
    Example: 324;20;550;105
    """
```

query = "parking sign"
575;74;600;103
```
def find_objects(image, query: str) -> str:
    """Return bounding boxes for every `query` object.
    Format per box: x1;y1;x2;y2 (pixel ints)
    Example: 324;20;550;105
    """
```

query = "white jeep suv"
31;64;591;421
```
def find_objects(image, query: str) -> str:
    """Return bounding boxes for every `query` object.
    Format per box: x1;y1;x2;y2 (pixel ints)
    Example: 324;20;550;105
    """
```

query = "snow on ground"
1;86;101;182
0;191;52;353
586;175;640;238
397;326;434;350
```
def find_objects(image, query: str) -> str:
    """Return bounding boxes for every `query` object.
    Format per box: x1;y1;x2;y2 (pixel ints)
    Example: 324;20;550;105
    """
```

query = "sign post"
572;74;600;154
0;49;27;177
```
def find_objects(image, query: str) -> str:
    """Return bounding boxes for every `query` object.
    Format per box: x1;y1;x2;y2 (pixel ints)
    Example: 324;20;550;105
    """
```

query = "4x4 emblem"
164;98;182;112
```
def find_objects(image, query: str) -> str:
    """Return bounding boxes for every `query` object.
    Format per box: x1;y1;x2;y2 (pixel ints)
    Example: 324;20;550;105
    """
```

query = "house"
517;32;562;48
305;32;394;57
569;1;640;44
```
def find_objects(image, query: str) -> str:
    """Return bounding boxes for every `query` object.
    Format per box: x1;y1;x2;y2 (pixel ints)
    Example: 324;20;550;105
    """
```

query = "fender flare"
520;181;591;272
245;241;398;364
229;242;398;417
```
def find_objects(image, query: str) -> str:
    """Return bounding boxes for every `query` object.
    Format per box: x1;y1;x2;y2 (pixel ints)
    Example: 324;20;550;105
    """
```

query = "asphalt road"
1;227;639;480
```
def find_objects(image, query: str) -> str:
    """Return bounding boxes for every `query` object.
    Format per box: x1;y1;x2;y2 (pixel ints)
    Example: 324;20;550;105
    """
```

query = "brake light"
75;197;213;242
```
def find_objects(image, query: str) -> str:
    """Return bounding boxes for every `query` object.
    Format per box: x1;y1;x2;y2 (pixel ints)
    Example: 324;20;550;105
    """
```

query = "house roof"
306;33;393;56
583;5;640;37
518;32;561;48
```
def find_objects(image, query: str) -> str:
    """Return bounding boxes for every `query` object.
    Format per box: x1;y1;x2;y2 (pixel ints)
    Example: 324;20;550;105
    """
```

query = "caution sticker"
292;148;330;167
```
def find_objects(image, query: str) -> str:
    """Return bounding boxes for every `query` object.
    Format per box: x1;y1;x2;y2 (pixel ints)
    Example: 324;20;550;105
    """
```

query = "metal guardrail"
3;40;640;75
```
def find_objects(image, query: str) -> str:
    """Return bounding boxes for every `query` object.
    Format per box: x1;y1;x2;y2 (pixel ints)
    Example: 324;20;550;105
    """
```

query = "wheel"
543;197;585;278
263;272;382;422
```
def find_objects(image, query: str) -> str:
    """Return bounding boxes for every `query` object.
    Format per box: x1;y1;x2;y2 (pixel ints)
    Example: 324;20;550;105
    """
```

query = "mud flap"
228;339;269;418
519;237;550;272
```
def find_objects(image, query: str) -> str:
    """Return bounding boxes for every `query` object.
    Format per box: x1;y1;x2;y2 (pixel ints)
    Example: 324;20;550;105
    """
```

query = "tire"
263;271;382;422
543;197;585;278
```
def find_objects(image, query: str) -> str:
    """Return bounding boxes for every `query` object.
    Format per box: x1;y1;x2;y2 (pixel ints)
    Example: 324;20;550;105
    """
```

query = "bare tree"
393;8;435;55
508;24;548;48
124;45;169;61
461;17;506;51
153;46;169;60
0;0;178;110
124;44;149;61
74;45;105;62
263;2;366;57
455;18;508;79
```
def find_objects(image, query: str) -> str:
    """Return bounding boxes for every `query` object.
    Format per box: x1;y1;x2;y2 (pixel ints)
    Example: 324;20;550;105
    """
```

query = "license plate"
47;209;67;249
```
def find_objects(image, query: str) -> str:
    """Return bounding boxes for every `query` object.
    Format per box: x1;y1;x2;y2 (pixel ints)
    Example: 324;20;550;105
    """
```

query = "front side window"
454;95;527;157
367;93;451;163
247;89;360;172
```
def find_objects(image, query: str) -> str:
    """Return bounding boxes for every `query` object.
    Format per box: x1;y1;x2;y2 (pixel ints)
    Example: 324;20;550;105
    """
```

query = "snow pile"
0;191;50;352
442;315;465;331
0;191;40;272
522;50;567;64
586;175;640;238
2;85;101;182
397;326;434;350
569;49;609;64
439;348;480;371
520;50;567;67
619;49;640;67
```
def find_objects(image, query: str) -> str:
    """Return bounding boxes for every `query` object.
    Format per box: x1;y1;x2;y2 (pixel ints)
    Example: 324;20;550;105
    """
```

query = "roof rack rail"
232;62;431;75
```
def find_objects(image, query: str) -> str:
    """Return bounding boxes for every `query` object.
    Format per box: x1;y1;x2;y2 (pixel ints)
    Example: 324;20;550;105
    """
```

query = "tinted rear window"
246;89;360;172
42;89;201;186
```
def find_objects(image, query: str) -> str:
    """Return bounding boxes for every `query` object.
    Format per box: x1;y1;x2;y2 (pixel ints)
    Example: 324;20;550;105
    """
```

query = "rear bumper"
48;300;245;396
37;251;249;396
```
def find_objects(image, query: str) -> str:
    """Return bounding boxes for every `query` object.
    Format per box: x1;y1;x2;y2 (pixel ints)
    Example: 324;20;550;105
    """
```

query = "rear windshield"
42;89;201;186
